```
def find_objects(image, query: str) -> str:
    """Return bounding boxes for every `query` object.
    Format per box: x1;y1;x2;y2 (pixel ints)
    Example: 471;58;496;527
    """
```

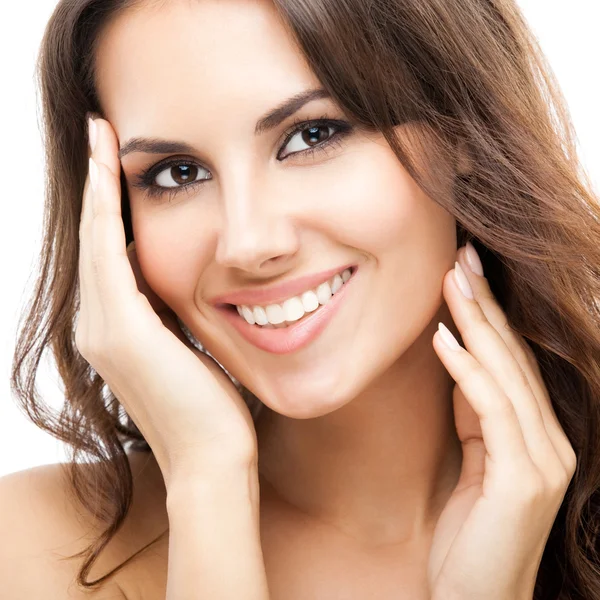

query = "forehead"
94;0;321;138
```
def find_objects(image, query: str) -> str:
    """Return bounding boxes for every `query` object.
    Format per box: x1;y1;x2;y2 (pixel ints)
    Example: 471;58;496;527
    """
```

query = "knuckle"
470;309;488;328
492;398;515;421
551;473;571;495
456;360;485;388
477;287;496;303
564;447;578;477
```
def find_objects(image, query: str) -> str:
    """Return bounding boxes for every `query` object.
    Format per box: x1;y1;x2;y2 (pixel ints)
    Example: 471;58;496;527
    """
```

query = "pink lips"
214;266;358;354
210;263;356;309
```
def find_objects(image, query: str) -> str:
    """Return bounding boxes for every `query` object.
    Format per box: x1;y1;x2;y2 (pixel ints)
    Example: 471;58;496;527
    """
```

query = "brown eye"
280;123;336;159
155;163;209;188
301;125;331;146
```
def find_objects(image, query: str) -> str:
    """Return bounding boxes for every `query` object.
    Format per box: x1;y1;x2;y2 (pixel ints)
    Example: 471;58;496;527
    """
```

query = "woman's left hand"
428;242;577;600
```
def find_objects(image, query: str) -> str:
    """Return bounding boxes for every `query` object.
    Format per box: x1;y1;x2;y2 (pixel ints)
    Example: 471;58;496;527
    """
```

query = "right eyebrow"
254;87;331;135
118;87;332;160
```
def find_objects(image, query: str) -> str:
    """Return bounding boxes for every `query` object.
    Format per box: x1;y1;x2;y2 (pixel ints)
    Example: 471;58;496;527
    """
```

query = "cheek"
315;145;455;262
131;211;213;307
329;142;456;355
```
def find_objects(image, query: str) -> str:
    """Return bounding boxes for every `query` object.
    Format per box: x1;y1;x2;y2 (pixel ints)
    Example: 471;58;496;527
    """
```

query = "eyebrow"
117;87;331;159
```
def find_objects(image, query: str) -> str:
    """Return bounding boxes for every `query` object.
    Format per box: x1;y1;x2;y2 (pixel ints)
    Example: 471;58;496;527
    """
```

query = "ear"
455;137;474;176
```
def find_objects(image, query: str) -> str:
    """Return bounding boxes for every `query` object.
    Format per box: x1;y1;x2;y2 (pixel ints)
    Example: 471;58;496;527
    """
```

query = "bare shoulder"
0;451;169;599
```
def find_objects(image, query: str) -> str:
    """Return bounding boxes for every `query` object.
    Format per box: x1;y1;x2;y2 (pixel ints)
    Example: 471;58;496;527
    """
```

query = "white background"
1;1;598;478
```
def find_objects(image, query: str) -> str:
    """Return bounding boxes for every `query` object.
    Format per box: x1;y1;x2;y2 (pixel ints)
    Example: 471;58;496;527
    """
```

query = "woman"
4;0;599;598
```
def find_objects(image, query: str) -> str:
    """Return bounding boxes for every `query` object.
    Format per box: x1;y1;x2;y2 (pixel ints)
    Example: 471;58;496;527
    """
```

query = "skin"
95;0;466;573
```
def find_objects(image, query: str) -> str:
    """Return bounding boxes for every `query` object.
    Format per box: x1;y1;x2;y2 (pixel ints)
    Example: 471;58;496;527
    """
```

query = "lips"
214;265;359;354
210;262;357;309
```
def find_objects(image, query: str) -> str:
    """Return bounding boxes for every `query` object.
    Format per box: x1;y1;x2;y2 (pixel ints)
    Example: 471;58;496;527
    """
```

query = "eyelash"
131;115;353;202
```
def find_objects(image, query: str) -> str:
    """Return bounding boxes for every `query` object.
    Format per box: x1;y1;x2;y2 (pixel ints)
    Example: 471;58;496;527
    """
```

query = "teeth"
236;268;352;328
282;296;305;323
241;306;255;324
315;280;332;305
265;304;286;325
253;306;268;325
331;273;343;294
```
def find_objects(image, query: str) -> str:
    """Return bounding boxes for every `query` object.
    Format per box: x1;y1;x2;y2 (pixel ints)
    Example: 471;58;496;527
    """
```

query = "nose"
214;175;299;275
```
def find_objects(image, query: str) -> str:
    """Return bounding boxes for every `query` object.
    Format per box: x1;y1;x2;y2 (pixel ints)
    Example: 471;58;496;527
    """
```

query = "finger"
433;321;532;473
446;260;561;475
78;119;100;343
458;244;576;476
88;119;140;317
90;117;121;179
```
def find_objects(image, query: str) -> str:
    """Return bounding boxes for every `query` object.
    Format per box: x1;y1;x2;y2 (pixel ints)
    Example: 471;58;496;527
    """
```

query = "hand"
76;117;258;486
428;242;577;600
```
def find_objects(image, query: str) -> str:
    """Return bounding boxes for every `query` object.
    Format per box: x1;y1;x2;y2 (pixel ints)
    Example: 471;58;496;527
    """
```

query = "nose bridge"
215;163;298;271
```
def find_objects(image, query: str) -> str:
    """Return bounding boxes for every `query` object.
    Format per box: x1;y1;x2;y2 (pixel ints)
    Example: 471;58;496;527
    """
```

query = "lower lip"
214;266;359;355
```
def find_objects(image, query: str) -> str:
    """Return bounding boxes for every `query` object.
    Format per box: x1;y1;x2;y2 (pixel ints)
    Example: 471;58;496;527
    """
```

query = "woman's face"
95;0;458;418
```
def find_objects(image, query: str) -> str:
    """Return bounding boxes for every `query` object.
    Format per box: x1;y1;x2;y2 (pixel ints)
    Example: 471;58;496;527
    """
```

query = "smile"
234;267;353;328
214;266;359;354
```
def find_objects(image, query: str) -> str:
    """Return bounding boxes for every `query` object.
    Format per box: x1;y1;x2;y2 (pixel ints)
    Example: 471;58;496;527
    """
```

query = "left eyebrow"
118;87;331;159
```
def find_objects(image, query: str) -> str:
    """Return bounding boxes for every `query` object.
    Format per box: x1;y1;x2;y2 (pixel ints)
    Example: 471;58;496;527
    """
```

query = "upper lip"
210;263;356;308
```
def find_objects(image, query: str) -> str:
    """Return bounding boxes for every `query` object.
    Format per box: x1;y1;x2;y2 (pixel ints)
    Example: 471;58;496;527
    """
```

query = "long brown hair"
11;0;600;596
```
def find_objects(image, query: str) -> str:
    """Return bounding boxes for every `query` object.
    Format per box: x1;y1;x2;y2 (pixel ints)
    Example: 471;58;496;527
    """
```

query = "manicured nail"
89;157;98;192
88;117;97;152
454;261;474;299
438;322;462;351
465;241;484;276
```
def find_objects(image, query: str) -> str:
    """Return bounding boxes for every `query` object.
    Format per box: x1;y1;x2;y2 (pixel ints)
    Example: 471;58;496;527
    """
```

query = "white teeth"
236;267;353;328
241;305;255;325
316;280;332;305
331;273;343;294
301;290;319;313
282;296;305;323
265;304;286;325
253;305;268;326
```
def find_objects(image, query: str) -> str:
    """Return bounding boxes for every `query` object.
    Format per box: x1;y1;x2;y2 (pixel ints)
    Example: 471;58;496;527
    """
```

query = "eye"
279;123;338;159
277;118;352;161
154;163;210;188
131;159;212;202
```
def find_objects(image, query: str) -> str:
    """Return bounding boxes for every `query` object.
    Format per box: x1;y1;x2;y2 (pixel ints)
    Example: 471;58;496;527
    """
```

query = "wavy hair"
11;0;600;596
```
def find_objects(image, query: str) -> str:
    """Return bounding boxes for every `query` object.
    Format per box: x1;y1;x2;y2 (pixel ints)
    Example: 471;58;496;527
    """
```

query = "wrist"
165;456;259;503
162;448;258;490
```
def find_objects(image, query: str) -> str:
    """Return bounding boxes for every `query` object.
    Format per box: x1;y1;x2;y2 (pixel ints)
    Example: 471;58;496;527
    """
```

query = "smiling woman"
3;0;600;599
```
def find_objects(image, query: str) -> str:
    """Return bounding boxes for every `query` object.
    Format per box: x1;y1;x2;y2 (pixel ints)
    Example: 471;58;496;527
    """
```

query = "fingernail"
89;157;98;192
465;241;484;276
438;322;462;351
454;261;474;299
127;241;136;252
88;117;97;152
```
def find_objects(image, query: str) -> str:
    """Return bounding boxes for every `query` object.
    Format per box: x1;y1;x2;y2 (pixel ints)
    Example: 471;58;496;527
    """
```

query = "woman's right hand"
76;117;259;486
